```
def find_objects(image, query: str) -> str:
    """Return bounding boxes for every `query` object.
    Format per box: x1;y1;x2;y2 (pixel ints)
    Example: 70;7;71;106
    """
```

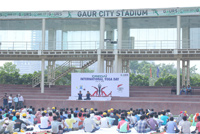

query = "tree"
0;62;20;74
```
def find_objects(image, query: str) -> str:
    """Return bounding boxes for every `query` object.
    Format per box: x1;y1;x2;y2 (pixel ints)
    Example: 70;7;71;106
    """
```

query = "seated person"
78;91;82;100
166;117;179;133
187;85;192;94
83;114;100;133
117;116;131;133
84;91;91;100
135;115;151;133
39;112;51;129
14;112;28;132
180;85;186;95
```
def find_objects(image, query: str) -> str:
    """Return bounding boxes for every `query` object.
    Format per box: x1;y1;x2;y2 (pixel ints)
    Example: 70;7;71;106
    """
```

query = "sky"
0;0;199;11
0;0;200;73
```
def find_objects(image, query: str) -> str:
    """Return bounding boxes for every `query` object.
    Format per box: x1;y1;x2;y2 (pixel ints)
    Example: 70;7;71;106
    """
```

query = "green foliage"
155;75;177;86
0;62;20;74
129;73;149;86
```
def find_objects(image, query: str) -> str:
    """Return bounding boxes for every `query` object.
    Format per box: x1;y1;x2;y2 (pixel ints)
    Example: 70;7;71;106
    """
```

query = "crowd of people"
0;93;24;109
0;103;200;134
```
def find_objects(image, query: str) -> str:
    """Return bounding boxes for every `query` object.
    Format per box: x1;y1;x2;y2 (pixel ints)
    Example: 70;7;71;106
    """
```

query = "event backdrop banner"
71;73;129;97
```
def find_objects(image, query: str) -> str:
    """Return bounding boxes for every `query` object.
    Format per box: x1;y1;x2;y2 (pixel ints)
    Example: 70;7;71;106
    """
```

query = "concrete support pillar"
130;37;135;49
41;59;45;93
182;60;185;86
177;16;181;49
47;61;51;83
100;18;105;49
42;19;45;50
97;52;104;73
187;60;190;86
118;56;122;73
182;27;190;49
117;17;122;49
106;60;113;73
114;50;118;73
176;16;181;95
52;61;56;85
177;58;180;95
122;60;130;73
97;18;105;73
48;30;56;50
122;28;130;49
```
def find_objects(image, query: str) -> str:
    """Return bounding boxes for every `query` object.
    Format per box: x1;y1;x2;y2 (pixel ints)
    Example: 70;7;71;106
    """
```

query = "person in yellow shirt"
65;114;76;131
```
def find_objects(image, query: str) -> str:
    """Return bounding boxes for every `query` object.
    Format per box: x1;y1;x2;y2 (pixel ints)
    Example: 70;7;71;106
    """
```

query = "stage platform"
68;96;112;101
1;84;200;115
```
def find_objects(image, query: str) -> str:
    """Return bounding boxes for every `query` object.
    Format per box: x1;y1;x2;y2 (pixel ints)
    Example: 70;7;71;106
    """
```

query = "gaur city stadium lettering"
77;10;148;17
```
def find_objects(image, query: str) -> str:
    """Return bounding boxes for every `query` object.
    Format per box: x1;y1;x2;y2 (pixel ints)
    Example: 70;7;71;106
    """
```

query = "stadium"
0;6;200;133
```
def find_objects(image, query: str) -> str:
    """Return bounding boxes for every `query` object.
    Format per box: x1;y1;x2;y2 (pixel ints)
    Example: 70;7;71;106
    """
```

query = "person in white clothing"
179;116;191;134
18;94;24;109
39;112;51;129
72;113;82;130
8;94;12;108
154;114;164;128
100;113;109;128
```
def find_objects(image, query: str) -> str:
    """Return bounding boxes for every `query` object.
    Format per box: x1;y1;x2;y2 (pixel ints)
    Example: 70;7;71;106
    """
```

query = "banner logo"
91;83;112;97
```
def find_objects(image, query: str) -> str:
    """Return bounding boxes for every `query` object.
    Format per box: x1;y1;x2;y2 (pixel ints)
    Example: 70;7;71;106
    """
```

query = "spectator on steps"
187;85;192;95
180;85;187;95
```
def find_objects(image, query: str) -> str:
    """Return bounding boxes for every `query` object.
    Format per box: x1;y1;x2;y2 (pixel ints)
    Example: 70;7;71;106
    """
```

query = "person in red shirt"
117;116;131;133
194;116;200;134
78;112;84;129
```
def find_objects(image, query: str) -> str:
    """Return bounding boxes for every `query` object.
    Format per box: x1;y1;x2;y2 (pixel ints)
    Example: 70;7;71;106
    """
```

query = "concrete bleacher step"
112;96;200;102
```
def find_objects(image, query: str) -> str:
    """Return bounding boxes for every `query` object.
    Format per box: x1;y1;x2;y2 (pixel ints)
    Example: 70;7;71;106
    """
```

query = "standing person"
165;117;179;133
179;116;191;134
78;91;82;100
2;93;8;108
8;94;12;109
18;94;24;109
84;91;91;100
13;95;19;109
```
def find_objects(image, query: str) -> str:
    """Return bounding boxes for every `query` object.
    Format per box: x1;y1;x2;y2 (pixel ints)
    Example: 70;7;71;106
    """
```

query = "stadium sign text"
0;7;199;19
